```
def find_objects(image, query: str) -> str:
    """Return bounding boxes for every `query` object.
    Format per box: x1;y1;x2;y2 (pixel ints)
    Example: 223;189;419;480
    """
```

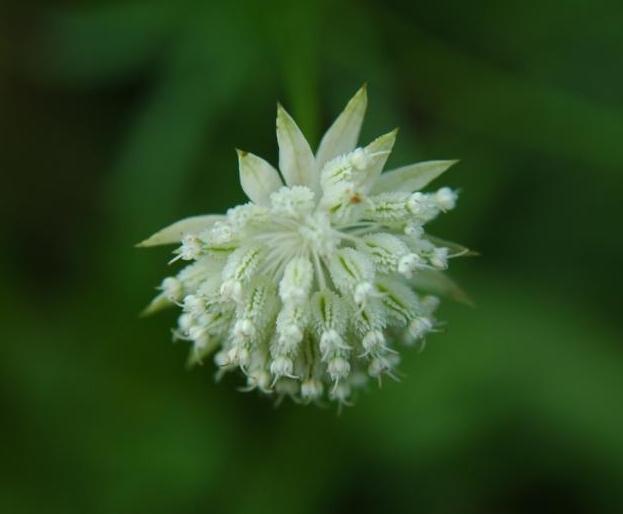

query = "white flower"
139;85;469;405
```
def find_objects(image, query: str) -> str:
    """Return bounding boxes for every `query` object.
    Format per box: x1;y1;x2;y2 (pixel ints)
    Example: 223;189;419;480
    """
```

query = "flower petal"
372;160;458;194
409;269;473;306
276;103;317;191
136;214;224;247
237;149;283;206
360;129;398;192
315;84;368;170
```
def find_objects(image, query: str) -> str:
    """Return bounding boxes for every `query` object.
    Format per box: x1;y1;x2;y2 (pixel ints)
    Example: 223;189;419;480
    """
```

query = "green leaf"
35;4;176;85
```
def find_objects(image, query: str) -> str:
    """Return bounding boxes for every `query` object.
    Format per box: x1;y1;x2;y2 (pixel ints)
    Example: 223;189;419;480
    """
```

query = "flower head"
139;85;470;406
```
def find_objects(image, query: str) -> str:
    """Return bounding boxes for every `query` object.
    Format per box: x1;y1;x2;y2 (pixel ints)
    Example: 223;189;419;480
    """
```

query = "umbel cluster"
140;86;469;406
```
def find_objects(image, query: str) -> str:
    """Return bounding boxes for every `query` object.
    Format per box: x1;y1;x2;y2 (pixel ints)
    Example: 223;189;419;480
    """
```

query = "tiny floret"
140;85;469;406
161;277;182;301
434;187;458;211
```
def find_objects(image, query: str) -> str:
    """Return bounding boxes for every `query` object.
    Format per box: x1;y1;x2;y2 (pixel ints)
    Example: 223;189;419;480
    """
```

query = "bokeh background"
2;1;623;513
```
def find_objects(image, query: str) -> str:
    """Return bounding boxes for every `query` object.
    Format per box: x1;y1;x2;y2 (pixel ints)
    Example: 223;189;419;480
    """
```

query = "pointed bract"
140;293;174;316
276;104;317;192
237;149;283;206
360;129;398;192
409;269;473;306
316;85;367;170
137;215;225;247
373;160;458;194
425;235;478;257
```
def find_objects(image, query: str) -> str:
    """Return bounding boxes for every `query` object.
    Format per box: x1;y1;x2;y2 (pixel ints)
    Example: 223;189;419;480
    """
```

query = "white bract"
140;85;468;406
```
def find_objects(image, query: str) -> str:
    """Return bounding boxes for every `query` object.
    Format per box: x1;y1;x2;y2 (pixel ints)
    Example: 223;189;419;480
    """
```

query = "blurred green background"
2;1;623;513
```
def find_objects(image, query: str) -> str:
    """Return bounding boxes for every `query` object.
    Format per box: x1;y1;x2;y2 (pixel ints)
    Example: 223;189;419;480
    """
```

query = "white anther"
329;382;352;403
279;323;303;346
319;329;347;357
404;223;424;238
368;356;391;378
362;330;386;354
177;313;193;333
214;350;229;367
408;316;434;341
328;357;351;381
270;356;294;378
398;253;425;278
406;192;428;214
301;378;324;401
434;187;457;211
247;369;271;391
188;325;208;342
354;281;375;305
406;192;439;221
183;294;204;316
207;221;233;244
179;234;202;260
228;345;250;367
161;277;183;301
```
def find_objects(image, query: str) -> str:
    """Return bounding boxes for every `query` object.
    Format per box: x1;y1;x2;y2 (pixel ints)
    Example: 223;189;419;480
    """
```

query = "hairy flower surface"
140;86;470;405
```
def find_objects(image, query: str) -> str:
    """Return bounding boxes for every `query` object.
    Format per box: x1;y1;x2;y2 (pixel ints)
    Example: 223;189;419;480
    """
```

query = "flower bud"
328;357;351;381
329;382;352;404
319;329;346;357
270;356;295;378
179;234;202;260
404;223;424;237
161;277;183;301
183;294;205;316
301;378;324;401
398;253;426;278
362;330;385;355
434;187;457;211
368;356;391;378
247;369;271;391
407;192;438;221
407;316;434;341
